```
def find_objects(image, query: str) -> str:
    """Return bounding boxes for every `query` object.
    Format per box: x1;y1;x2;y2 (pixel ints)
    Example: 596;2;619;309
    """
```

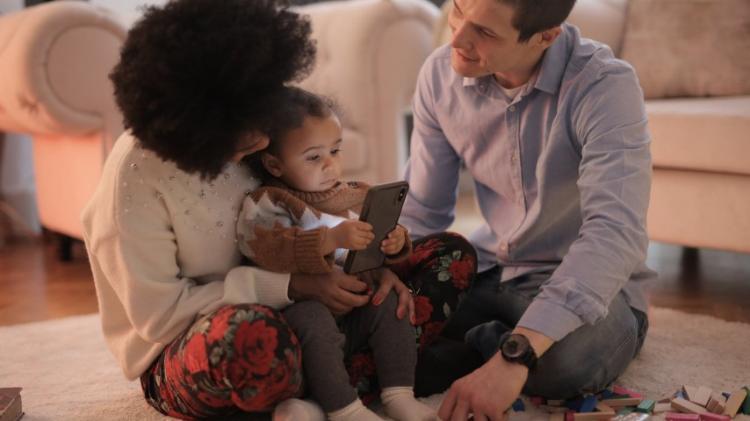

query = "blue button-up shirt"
400;24;656;341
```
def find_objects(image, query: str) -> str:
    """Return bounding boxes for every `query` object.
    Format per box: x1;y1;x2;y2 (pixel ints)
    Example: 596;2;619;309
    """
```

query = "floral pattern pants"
140;232;477;419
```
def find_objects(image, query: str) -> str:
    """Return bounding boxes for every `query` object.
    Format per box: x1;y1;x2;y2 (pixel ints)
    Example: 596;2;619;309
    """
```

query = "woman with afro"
80;0;384;418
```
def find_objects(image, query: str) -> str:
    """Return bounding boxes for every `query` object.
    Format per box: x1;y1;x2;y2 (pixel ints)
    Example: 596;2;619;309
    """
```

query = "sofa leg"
58;233;74;262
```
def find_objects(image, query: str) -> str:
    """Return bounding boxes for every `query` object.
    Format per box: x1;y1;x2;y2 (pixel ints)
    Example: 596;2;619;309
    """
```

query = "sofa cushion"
647;96;750;176
567;0;628;55
620;0;750;99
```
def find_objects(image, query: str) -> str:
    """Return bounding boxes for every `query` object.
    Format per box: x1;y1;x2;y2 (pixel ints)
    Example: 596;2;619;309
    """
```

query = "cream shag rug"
1;308;749;421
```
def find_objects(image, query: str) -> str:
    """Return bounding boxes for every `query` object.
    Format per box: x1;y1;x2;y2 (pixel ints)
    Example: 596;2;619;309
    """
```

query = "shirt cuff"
516;298;585;341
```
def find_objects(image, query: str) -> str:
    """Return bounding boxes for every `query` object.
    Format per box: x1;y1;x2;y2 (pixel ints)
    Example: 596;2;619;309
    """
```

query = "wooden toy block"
636;400;656;413
566;410;575;421
683;386;700;402
665;413;700;421
612;413;650;421
741;386;750;415
722;388;747;417
580;396;598;413
548;400;566;407
706;393;726;414
689;387;712;407
602;398;642;408
549;413;565;421
618;408;635;416
573;411;614;421
655;403;674;414
614;386;644;399
698;413;731;421
671;398;708;415
512;398;525;412
596;403;616;415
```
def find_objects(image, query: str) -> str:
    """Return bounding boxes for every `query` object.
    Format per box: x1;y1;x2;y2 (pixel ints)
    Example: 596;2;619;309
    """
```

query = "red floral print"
234;319;278;377
413;295;434;326
449;258;474;290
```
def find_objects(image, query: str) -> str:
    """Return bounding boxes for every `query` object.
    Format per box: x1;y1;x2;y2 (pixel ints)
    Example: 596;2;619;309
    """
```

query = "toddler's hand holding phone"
381;225;406;255
329;220;374;251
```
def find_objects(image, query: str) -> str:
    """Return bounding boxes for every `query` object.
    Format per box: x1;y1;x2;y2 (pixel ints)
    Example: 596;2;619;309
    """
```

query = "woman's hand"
288;267;371;316
371;268;415;324
381;225;406;255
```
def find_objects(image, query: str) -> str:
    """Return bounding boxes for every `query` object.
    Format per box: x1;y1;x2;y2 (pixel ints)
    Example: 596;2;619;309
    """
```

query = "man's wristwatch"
498;331;538;370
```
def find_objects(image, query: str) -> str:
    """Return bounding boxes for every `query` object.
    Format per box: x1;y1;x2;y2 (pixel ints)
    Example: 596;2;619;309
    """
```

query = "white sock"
272;398;326;421
381;387;437;421
328;399;383;421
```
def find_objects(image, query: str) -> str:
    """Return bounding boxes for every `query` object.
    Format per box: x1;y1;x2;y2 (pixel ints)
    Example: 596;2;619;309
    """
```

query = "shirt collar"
460;23;574;95
533;23;575;95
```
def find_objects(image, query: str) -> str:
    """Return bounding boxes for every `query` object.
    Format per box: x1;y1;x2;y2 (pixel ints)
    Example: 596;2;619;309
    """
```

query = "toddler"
236;86;436;421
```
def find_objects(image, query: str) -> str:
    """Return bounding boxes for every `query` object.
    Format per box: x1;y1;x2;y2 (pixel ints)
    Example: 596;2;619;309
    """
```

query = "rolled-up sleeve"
517;63;652;340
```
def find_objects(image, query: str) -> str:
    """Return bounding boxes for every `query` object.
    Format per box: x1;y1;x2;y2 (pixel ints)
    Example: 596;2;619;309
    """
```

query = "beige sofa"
436;0;750;254
0;0;438;254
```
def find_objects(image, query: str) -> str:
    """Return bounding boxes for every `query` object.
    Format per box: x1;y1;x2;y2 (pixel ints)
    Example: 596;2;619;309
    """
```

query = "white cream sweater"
81;132;292;380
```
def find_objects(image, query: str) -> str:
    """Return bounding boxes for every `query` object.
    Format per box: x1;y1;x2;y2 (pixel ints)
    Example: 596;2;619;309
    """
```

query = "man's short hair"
500;0;577;42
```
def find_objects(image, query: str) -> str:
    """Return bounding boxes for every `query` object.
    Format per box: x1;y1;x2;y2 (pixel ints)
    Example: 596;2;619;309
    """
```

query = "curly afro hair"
110;0;316;179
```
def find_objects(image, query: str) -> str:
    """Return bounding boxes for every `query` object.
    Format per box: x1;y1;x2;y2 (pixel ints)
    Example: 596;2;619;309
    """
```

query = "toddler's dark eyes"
307;154;321;162
331;148;341;155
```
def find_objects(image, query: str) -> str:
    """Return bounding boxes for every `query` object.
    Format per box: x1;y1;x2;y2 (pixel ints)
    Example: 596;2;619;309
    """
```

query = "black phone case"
343;181;409;274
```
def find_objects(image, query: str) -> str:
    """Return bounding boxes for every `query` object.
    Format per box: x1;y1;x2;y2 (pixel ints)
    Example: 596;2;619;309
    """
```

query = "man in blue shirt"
400;0;656;419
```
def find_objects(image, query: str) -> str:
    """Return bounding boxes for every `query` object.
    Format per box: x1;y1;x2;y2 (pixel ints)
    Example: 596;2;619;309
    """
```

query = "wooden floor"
1;234;750;326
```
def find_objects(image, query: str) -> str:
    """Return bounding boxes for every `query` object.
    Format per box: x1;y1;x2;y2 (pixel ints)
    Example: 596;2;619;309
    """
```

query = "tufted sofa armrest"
295;0;439;183
0;1;126;239
0;0;126;149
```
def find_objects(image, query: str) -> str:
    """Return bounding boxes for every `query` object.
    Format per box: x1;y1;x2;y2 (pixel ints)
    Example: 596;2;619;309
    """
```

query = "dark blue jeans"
440;266;648;399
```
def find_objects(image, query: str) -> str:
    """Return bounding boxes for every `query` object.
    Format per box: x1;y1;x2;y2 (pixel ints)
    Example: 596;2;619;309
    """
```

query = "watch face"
502;335;528;359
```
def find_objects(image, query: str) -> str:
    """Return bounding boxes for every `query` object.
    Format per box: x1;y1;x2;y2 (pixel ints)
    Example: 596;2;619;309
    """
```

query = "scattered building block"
547;400;566;407
573;411;614;421
665;413;700;421
618;408;635;416
698;413;731;421
596;403;615;415
683;386;700;402
512;398;525;412
688;387;712;407
602;398;642;408
655;403;674;414
601;390;616;399
636;400;656;413
580;396;598;413
565;410;575;421
706;393;726;414
740;387;750;415
722;388;747;417
612;413;650;421
672;398;708;415
614;386;644;399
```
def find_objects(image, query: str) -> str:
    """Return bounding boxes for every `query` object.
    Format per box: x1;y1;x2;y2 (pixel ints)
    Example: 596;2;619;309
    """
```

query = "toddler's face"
265;114;343;192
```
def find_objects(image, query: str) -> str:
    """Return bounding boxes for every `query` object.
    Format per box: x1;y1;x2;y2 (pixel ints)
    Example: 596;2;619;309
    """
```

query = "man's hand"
371;268;415;324
324;221;374;254
288;267;371;316
438;352;527;421
381;225;407;255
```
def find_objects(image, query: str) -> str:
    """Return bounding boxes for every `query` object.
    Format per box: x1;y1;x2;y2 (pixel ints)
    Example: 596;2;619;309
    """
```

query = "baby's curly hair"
245;86;338;183
110;0;316;179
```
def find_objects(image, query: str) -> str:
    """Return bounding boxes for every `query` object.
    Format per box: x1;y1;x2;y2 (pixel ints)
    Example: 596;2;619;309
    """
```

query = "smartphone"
343;181;409;274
